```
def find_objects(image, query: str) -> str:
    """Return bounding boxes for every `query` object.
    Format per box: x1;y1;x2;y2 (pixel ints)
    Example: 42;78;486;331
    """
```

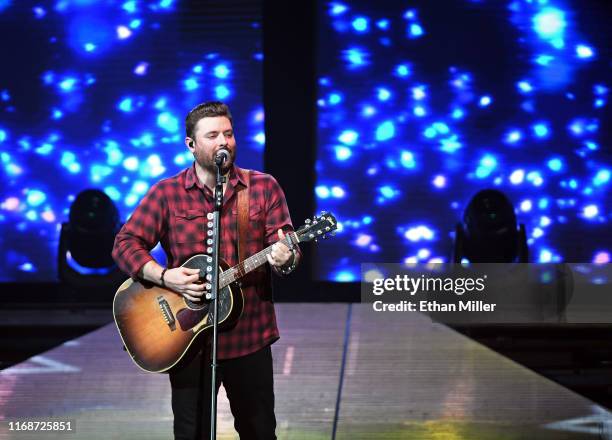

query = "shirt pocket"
172;209;209;243
232;204;264;246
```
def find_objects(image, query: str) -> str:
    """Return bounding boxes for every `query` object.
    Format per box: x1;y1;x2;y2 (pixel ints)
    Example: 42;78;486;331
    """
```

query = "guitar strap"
237;168;250;266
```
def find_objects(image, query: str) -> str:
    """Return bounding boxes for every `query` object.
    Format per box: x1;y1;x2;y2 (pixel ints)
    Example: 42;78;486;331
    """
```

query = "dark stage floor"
1;304;610;439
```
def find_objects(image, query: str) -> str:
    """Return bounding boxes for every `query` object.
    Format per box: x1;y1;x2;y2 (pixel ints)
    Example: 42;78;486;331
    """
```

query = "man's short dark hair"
185;101;233;138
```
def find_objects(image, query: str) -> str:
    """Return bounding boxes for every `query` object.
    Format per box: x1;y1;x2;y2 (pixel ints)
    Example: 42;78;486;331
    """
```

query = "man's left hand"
266;229;293;268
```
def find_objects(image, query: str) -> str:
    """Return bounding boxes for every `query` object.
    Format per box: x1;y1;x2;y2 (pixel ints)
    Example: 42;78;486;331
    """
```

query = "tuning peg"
325;227;330;231
317;230;322;235
305;218;311;224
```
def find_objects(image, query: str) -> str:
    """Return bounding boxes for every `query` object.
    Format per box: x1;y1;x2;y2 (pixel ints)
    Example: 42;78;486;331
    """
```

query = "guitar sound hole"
185;297;210;311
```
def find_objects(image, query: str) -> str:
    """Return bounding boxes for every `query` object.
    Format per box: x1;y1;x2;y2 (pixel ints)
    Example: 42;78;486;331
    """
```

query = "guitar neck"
219;232;298;288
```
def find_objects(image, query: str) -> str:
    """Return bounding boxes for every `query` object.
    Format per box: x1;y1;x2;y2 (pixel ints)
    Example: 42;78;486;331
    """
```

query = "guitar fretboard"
219;233;297;287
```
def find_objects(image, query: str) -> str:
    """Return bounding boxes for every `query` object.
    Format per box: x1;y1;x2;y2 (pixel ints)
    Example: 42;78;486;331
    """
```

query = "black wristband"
160;268;168;287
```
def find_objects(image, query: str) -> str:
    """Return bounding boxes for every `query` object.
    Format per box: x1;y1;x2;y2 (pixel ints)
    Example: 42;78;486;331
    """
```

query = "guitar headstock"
296;212;338;243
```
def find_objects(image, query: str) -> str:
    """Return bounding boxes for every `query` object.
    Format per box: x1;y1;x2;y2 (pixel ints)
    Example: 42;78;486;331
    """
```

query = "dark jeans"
169;344;276;440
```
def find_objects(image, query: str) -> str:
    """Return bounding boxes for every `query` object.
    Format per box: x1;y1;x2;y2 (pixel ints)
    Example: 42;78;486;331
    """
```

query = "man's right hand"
163;267;205;302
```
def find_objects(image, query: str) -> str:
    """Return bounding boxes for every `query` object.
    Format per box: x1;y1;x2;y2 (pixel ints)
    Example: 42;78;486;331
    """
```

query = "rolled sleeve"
112;182;168;279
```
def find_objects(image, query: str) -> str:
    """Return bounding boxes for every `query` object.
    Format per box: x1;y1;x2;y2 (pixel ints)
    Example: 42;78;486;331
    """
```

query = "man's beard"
195;149;235;174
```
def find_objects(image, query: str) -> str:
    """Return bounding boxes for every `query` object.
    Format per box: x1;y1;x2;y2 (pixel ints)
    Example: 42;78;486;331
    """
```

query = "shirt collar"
184;162;248;190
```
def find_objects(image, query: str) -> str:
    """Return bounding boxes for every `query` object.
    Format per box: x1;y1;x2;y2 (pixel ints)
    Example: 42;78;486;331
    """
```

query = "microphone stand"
208;157;225;440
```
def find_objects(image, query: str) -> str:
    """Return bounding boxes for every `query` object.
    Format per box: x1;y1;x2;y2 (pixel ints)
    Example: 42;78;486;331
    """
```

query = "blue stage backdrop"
315;0;611;281
0;0;263;281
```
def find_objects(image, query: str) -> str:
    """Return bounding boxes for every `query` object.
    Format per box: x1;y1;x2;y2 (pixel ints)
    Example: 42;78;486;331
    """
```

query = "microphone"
214;148;230;166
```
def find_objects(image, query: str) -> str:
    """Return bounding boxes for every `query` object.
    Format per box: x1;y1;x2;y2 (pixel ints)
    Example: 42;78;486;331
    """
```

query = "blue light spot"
375;121;395;141
451;108;465;119
19;262;35;272
134;62;148;76
593;169;610;186
362;105;376;117
412;86;426;100
533;123;550;138
395;64;410;77
479;95;492;107
36;143;53;155
333;270;356;282
214;64;230;79
413;106;426;117
338;130;358;145
432;122;449;134
254;132;265;145
122;1;136;13
594;84;608;96
520;200;532;212
104;186;121;201
0;129;7;143
51;108;63;120
505;130;522;144
377;19;389;30
91;164;112;182
329;93;342;105
379;185;398;199
539;249;553;263
215;85;230;100
535;54;555;66
440;135;461;153
362;216;372;225
335;146;352;161
400;151;415;169
533;8;566;40
475;154;497;178
408;23;424;38
315;186;330;199
343;47;368;68
61;151;76;167
184;77;198;91
576;44;595;59
403;9;416;20
377;88;391;101
547;158;563;172
510;169;525;185
27;190;46;207
352;17;368;32
123;156;139;171
517;81;533;93
157;112;179;133
118;97;133;112
424;127;437;139
33;6;46;18
129;19;141;29
59;77;77;92
330;2;347;16
583;204;598;219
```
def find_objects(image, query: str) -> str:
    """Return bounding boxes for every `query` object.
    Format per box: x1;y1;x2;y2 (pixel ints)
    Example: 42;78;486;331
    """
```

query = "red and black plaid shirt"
112;163;295;360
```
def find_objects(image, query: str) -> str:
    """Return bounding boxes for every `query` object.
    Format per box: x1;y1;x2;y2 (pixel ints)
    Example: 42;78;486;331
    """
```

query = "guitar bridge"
157;296;176;331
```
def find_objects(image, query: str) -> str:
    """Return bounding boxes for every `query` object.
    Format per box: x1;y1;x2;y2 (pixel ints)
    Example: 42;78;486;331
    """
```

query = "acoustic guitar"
113;212;337;373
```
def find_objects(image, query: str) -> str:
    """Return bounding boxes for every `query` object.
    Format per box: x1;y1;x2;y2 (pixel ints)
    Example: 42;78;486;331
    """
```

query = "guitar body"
113;212;337;373
113;255;244;373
